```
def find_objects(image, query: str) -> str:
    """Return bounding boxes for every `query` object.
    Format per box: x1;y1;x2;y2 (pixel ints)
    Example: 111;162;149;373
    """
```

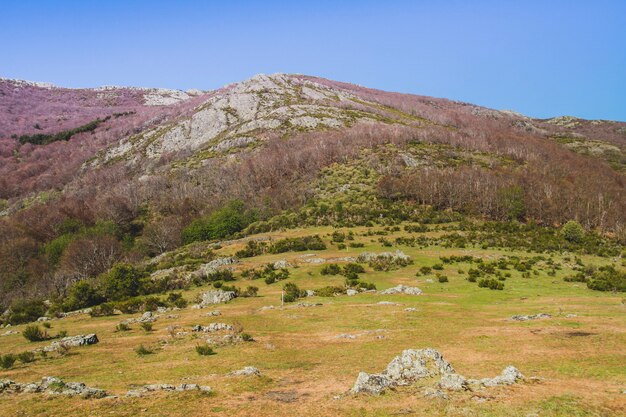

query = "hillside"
0;74;625;416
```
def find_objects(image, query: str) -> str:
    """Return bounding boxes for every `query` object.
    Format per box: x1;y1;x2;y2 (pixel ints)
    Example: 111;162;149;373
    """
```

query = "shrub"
343;263;365;275
321;264;341;275
437;274;448;283
282;282;305;303
478;278;504;290
90;302;116;317
235;240;267;258
17;351;36;363
42;322;51;329
349;242;365;248
7;299;47;325
135;344;154;356
22;325;48;342
432;263;444;270
419;266;432;275
182;200;256;244
315;286;345;297
269;235;326;253
241;286;259;297
562;221;585;243
241;332;254;342
586;266;626;292
115;298;144;314
116;323;131;332
56;330;68;338
0;354;17;369
331;231;346;243
195;344;215;356
62;281;103;312
140;322;153;332
166;293;188;308
102;264;148;301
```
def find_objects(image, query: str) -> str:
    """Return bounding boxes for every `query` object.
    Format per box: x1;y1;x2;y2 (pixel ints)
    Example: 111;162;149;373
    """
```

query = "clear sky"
1;0;625;120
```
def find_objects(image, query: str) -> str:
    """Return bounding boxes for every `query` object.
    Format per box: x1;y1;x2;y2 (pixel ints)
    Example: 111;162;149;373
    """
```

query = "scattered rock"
422;387;449;399
510;313;551;321
380;285;422;296
351;348;525;396
1;330;19;336
43;334;99;352
404;308;418;312
259;305;275;311
204;310;221;317
0;377;108;399
126;383;211;397
357;250;411;263
377;301;400;306
37;317;51;322
273;260;292;269
228;366;261;377
346;289;359;296
193;290;237;308
305;290;316;297
336;334;358;340
192;323;233;333
201;257;239;275
291;302;322;308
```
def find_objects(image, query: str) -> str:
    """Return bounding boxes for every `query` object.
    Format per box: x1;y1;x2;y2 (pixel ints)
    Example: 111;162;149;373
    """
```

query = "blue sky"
1;1;625;120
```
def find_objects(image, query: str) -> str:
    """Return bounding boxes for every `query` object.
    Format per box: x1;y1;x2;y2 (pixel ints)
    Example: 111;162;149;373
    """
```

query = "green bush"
320;264;341;275
282;282;305;303
116;323;131;332
241;332;254;342
562;220;585;243
102;264;148;301
419;266;432;275
478;278;504;290
437;274;448;283
586;266;626;292
135;344;154;356
63;281;103;312
0;354;17;369
6;299;47;325
22;325;48;342
241;286;259;297
140;322;153;332
17;351;36;363
195;344;215;356
315;286;345;297
432;263;444;270
269;235;326;253
182;200;256;244
89;302;116;317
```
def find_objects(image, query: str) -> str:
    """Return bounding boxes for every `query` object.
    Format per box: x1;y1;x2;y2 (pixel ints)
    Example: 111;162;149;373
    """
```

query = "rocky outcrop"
0;377;108;398
351;348;524;396
228;366;261;377
193;290;237;308
510;313;551;321
357;250;411;263
43;334;99;352
192;323;233;333
126;383;211;397
201;257;239;275
379;285;423;296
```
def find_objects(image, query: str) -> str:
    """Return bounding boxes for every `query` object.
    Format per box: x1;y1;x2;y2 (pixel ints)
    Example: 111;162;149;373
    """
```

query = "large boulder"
43;334;99;352
195;290;237;307
192;323;233;332
379;285;423;296
351;372;392;395
201;257;239;275
473;366;524;387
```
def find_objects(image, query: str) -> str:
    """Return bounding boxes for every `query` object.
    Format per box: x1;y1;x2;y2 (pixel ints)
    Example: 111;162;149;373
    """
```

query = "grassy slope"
0;225;624;417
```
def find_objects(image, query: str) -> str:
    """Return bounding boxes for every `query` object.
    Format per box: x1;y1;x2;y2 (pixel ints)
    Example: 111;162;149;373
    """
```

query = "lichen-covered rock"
380;285;422;296
0;377;108;398
384;349;455;385
43;334;99;352
194;290;237;308
202;257;239;275
228;366;261;377
192;323;233;332
438;373;468;391
357;250;411;262
273;260;292;269
351;372;392;395
474;366;524;387
510;313;551;321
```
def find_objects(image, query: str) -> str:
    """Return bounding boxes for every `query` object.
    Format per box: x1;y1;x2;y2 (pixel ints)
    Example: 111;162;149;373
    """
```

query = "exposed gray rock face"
194;290;237;308
351;348;524;396
0;377;108;398
202;257;239;275
43;334;99;352
192;323;233;332
510;313;551;321
380;285;423;296
228;366;261;377
346;289;359;296
471;366;524;387
126;383;211;397
273;260;292;269
122;311;158;325
357;250;411;263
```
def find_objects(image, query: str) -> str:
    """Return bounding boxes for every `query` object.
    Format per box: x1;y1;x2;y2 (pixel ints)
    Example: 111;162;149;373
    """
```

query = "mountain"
0;74;625;417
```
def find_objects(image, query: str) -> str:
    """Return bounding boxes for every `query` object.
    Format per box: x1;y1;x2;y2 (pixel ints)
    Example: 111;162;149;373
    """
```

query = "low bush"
195;344;215;356
17;351;36;363
437;274;448;283
116;323;131;332
22;325;48;342
89;302;116;317
0;354;17;369
282;282;305;303
478;278;504;290
140;323;153;332
135;344;154;356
